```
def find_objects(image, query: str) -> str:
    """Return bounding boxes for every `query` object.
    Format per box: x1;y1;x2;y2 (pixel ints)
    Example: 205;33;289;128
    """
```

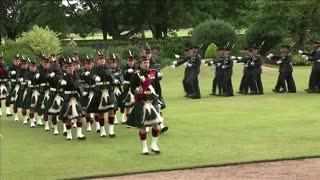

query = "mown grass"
1;64;320;179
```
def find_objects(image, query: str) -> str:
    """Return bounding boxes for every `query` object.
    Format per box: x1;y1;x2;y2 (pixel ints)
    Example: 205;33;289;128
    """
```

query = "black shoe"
191;95;201;99
258;92;264;95
272;89;277;92
6;113;12;117
96;129;100;133
209;93;215;96
287;91;296;93
142;152;149;155
236;91;244;94
160;126;168;134
109;134;116;138
77;136;86;140
63;132;67;136
151;149;161;154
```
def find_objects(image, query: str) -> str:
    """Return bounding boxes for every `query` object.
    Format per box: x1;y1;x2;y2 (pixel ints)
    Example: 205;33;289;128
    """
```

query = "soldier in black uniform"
118;51;137;124
86;52;117;137
185;45;201;99
44;57;64;135
126;56;163;155
6;54;20;117
14;57;28;124
80;55;96;132
267;45;296;93
59;58;86;140
0;53;9;116
252;46;264;94
221;47;234;97
300;41;320;93
206;47;224;96
172;47;193;97
35;55;51;129
22;59;38;127
236;47;250;94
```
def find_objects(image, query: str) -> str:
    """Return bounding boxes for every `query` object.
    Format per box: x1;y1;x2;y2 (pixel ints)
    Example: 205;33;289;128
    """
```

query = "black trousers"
275;72;296;92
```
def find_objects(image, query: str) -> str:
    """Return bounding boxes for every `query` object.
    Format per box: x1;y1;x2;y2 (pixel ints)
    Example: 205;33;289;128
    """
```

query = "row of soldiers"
0;48;168;154
172;41;320;96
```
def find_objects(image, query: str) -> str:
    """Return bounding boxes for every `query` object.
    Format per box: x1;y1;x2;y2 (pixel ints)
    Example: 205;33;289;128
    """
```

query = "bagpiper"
21;59;39;127
117;51;137;124
126;56;163;155
86;52;117;137
79;55;96;132
35;54;51;129
43;57;64;135
59;57;86;140
6;54;20;118
14;56;28;124
0;53;9;116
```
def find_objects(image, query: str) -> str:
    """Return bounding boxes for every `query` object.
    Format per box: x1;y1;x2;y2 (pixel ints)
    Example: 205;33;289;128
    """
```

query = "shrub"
62;46;98;60
191;19;236;53
292;54;311;66
18;25;62;55
205;43;217;59
0;40;37;65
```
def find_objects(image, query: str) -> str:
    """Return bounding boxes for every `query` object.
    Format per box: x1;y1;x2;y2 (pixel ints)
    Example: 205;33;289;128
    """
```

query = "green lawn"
1;64;320;179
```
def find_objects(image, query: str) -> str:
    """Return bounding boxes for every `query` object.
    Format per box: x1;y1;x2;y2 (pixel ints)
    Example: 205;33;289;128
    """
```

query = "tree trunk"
102;31;107;41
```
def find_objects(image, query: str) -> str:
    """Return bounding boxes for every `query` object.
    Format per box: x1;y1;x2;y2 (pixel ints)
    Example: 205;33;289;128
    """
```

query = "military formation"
173;41;320;97
0;47;168;155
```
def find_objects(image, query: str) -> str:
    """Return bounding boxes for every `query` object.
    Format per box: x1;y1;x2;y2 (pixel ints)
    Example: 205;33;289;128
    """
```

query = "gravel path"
97;158;320;180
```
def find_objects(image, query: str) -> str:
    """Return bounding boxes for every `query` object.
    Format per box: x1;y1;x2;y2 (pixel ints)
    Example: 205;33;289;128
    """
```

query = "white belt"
28;85;38;88
64;90;77;94
123;81;130;84
40;83;49;86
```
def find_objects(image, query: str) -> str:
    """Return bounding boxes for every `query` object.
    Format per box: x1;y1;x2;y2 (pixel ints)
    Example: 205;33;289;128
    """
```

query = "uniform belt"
28;85;38;88
50;87;62;91
21;82;27;85
96;81;110;85
83;84;95;88
11;79;17;82
40;83;49;86
0;79;8;82
123;81;130;84
64;90;78;94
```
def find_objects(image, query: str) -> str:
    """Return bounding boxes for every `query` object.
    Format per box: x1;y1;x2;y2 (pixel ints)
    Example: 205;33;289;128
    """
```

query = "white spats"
121;113;126;123
66;129;72;140
77;127;86;140
108;124;115;137
151;137;160;153
30;118;35;128
100;126;106;137
63;123;67;134
141;140;149;155
13;113;19;121
44;121;50;131
37;116;44;126
53;125;59;135
86;122;92;132
22;116;27;125
6;107;12;116
0;110;2;116
114;116;119;125
95;122;100;132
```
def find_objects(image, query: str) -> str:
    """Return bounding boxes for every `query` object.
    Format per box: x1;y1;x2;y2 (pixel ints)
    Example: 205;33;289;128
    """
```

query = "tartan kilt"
59;97;83;120
80;90;94;112
7;83;19;104
14;87;27;108
44;93;63;115
126;99;163;128
22;89;33;109
0;83;9;100
117;88;135;108
86;89;117;113
35;90;50;115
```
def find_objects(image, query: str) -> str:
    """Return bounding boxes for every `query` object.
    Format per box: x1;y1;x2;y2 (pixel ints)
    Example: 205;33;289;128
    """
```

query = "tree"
244;0;320;50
